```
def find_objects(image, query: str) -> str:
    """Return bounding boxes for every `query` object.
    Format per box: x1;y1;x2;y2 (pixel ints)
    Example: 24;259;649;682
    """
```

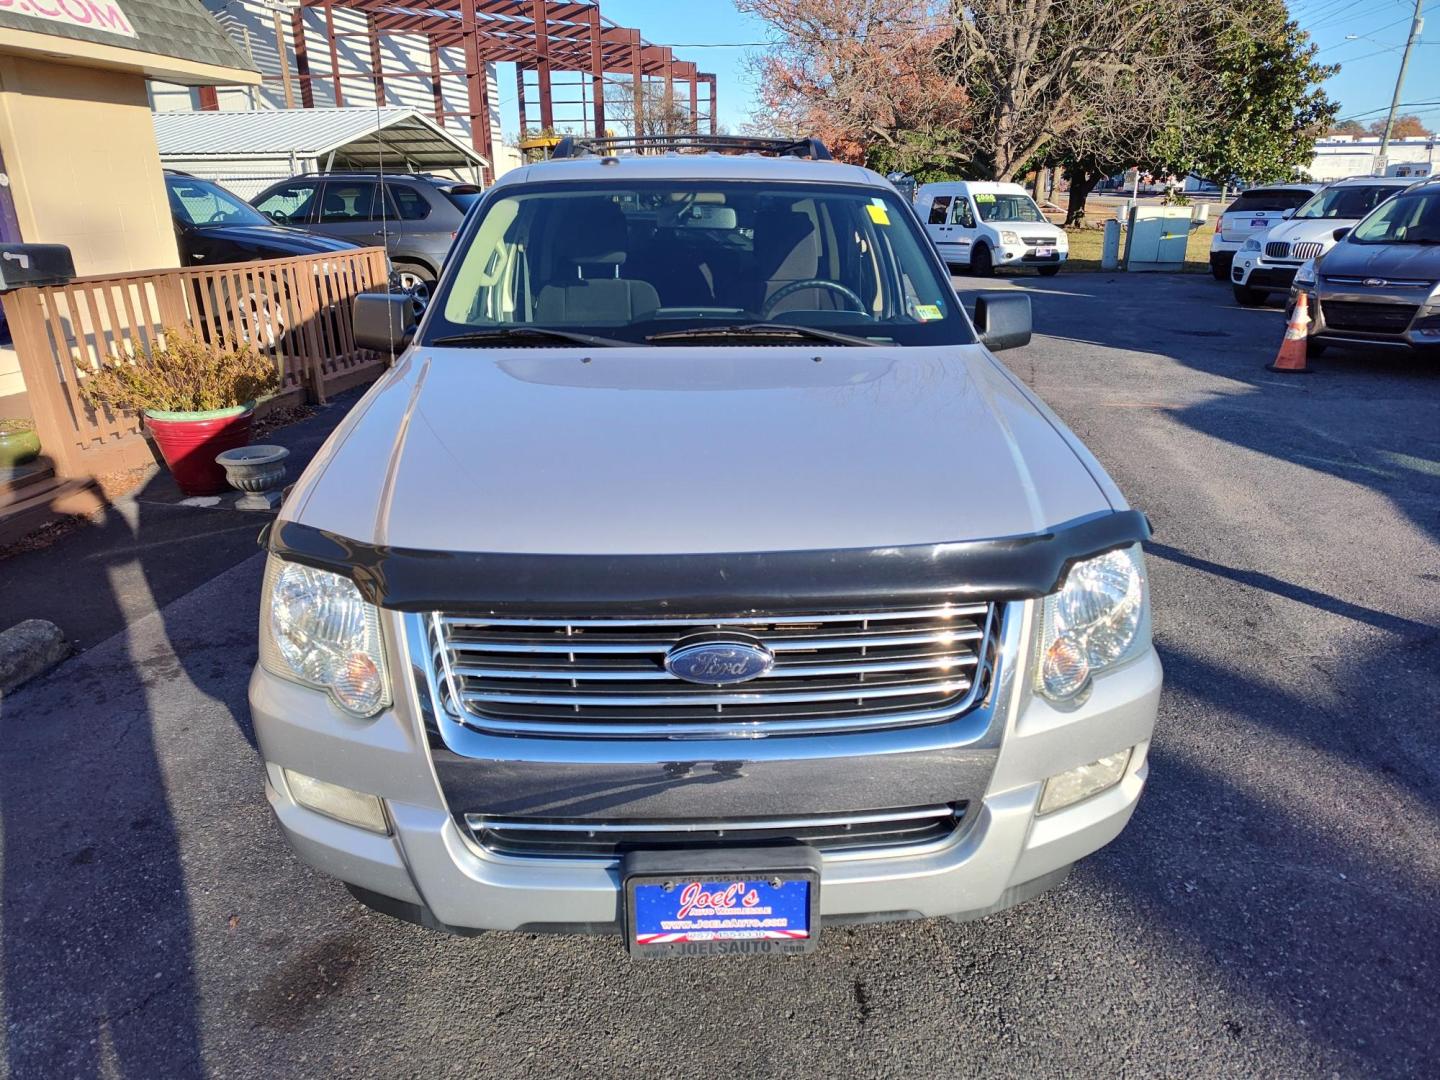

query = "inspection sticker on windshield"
915;304;944;321
866;200;891;225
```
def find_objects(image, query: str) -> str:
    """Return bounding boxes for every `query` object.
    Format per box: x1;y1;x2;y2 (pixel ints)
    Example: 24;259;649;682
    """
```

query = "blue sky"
497;1;1439;140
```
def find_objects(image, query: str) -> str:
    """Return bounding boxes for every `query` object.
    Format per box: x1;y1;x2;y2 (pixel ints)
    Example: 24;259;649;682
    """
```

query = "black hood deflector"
268;510;1152;615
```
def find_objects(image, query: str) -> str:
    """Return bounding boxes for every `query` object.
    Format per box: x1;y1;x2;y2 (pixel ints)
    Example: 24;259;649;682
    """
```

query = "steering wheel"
762;278;866;318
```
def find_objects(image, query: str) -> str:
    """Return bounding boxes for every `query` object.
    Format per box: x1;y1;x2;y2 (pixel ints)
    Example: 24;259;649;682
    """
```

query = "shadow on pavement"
0;385;367;1077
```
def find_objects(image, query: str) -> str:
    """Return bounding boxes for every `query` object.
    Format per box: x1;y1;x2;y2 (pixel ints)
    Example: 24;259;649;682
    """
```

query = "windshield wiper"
646;322;881;347
430;327;631;348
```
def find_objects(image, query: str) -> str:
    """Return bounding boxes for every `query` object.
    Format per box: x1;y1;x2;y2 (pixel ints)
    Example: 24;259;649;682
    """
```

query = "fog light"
283;769;389;833
1038;749;1132;815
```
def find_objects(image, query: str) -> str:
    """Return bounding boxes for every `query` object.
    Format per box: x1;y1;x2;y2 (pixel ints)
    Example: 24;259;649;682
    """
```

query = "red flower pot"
145;405;255;496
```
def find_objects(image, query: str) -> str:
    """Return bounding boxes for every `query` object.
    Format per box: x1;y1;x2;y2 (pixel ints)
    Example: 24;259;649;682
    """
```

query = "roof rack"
549;134;833;161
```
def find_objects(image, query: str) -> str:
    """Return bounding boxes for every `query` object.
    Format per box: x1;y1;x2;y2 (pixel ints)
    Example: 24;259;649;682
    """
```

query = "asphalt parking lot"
2;271;1437;1078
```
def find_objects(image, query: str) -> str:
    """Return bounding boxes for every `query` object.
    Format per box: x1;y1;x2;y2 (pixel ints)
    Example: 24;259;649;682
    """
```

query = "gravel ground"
1;273;1436;1079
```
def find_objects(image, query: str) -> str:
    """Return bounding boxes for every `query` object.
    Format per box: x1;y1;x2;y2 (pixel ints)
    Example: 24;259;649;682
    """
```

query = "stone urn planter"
215;444;289;510
0;418;41;468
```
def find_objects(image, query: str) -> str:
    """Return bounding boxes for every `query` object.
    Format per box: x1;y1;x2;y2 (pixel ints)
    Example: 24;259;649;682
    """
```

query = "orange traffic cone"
1267;291;1315;374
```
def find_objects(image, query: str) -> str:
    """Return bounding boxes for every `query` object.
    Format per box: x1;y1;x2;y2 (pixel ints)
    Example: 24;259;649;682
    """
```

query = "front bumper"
996;243;1067;268
1289;283;1440;351
1231;251;1299;291
251;602;1161;933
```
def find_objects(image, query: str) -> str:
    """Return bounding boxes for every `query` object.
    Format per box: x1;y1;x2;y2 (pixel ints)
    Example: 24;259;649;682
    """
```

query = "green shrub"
0;417;35;437
78;330;279;415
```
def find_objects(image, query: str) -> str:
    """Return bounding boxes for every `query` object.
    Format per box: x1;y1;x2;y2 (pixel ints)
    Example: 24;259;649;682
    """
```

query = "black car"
1290;177;1440;356
250;172;481;293
166;172;360;266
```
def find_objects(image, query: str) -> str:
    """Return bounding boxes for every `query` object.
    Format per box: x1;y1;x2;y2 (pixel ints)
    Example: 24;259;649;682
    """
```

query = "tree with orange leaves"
738;0;970;177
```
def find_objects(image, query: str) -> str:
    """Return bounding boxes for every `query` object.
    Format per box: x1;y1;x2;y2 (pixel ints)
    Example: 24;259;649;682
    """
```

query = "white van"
915;181;1067;276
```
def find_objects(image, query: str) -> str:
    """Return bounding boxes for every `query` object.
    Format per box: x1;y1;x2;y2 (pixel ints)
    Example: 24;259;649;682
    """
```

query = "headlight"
1036;545;1148;702
1294;260;1317;287
1426;281;1440;308
1242;237;1262;252
259;557;390;717
1000;230;1021;245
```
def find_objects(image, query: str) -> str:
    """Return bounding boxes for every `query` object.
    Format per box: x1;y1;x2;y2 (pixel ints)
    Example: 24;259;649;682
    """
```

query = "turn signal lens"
283;769;389;833
1038;750;1132;815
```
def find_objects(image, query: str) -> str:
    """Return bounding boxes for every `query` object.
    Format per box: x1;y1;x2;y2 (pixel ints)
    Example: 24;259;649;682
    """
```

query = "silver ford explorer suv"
250;135;1162;960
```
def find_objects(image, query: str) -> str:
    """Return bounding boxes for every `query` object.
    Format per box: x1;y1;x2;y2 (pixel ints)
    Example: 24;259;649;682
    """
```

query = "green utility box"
1123;206;1195;272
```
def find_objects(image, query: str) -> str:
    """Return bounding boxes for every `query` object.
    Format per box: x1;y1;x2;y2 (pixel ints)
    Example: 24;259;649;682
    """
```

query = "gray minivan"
251;172;481;294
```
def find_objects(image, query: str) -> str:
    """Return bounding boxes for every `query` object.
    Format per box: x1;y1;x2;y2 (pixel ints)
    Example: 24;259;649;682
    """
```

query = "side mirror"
973;292;1032;352
1332;227;1350;242
353;292;416;355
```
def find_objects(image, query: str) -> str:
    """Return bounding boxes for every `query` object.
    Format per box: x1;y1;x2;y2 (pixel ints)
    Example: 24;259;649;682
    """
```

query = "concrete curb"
0;619;71;697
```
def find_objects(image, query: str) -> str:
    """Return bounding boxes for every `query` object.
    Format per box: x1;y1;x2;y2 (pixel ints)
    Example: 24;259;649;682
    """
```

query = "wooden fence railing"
2;246;391;479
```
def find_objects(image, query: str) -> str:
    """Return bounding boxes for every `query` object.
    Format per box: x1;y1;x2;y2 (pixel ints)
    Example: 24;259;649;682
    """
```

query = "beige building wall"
0;55;179;277
0;55;183;416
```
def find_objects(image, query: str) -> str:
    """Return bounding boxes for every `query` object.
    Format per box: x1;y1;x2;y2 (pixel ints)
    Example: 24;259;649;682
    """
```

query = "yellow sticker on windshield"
974;193;996;203
866;204;891;225
915;304;944;321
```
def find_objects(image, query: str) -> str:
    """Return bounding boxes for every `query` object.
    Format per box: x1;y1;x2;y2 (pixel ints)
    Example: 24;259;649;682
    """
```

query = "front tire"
971;245;995;277
1233;284;1267;307
1037;265;1060;277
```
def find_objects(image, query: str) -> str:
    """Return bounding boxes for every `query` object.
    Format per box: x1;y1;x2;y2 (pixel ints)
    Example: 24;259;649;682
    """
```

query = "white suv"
916;181;1068;276
1229;176;1412;305
250;135;1159;959
1209;183;1321;280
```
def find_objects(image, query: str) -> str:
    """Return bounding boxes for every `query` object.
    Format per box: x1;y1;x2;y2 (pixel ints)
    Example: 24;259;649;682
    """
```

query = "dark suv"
250;173;481;294
1289;177;1440;356
166;172;360;266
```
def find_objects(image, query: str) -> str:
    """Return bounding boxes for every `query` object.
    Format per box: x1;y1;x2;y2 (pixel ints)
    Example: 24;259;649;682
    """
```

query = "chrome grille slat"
429;603;998;738
465;804;967;859
453;654;978;682
442;626;982;654
460;677;972;707
439;604;987;629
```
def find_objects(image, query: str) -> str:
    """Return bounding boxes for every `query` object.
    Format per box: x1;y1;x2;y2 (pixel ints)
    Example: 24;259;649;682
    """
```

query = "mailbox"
0;244;75;291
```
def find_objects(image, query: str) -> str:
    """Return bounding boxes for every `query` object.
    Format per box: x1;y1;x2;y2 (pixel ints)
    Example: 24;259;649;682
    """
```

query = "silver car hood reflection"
287;344;1115;555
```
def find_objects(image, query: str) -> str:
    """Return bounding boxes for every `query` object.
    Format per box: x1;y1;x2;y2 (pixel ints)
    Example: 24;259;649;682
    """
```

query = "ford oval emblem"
665;638;775;685
1363;277;1386;287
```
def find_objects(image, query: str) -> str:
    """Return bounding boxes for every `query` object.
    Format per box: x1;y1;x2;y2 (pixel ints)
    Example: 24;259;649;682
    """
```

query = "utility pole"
1376;0;1425;174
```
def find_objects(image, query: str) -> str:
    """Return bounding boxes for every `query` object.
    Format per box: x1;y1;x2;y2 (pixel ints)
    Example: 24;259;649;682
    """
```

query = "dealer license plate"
1034;246;1055;258
623;849;820;959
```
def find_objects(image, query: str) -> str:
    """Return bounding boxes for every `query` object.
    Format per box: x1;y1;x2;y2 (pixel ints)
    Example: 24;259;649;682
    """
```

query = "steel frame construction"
283;0;717;182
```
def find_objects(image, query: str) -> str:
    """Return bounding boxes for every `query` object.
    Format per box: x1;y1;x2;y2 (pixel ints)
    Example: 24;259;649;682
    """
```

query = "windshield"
166;175;271;229
1295;185;1400;220
973;192;1045;223
425;180;973;346
1225;189;1312;215
1349;189;1440;245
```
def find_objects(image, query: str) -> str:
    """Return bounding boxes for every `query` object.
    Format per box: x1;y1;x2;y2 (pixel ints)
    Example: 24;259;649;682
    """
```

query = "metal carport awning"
153;107;490;181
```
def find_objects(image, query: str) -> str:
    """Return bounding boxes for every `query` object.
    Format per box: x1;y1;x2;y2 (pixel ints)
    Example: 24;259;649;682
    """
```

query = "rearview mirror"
1332;227;1351;242
973;292;1032;352
353;292;416;355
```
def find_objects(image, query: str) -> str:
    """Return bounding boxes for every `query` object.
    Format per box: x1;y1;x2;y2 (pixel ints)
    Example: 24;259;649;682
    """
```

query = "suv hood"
1319;240;1440;281
193;223;360;256
289;345;1113;555
1265;217;1353;245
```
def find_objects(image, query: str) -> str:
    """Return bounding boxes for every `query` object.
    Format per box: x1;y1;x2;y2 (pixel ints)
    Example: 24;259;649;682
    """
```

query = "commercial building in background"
0;0;257;423
150;0;718;183
1307;134;1436;182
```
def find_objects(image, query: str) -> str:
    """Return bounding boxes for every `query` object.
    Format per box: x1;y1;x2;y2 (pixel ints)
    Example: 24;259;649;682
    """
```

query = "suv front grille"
427;603;998;738
1265;241;1290;259
1292;241;1324;260
465;804;967;860
1321;300;1418;334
